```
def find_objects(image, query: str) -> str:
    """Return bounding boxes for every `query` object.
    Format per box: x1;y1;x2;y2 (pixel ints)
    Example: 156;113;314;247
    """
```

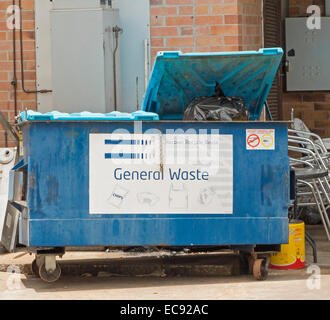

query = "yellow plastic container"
270;220;305;270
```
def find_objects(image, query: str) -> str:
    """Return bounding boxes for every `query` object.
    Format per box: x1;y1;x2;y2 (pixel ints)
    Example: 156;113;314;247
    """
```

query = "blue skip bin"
6;48;289;282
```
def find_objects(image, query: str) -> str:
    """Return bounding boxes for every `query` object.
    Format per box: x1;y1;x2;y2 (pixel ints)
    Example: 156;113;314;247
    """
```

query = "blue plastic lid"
142;48;283;120
19;110;159;122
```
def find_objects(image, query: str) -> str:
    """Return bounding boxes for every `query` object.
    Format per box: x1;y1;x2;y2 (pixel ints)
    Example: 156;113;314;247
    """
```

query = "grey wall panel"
50;8;119;113
286;17;330;91
112;0;150;112
35;0;53;113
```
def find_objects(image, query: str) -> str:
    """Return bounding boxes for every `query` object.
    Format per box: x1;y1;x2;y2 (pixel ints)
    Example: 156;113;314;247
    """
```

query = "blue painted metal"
15;49;289;249
18;121;289;247
142;48;283;120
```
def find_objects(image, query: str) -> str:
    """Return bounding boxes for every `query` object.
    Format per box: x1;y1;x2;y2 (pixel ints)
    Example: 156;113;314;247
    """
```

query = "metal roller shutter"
263;0;283;120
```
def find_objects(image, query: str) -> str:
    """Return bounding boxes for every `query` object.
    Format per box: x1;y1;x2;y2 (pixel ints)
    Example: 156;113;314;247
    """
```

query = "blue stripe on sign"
105;140;138;145
105;153;141;159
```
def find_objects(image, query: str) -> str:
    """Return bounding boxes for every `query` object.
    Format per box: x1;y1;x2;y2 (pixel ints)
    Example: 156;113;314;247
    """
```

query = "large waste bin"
2;48;290;282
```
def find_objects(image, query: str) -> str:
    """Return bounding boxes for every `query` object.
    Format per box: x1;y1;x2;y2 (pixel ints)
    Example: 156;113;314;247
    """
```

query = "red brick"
0;32;6;40
0;61;13;70
179;6;193;15
210;25;240;35
150;16;165;26
196;15;223;25
0;41;12;50
197;0;225;4
166;16;194;26
151;38;164;47
196;6;209;15
195;26;208;36
166;0;193;4
151;27;178;36
0;101;13;110
211;4;238;15
150;7;178;16
0;51;7;60
0;1;12;10
21;11;34;20
0;72;8;80
225;15;242;24
167;36;194;47
224;35;240;45
20;0;34;10
315;120;330;128
22;20;35;30
0;92;9;100
315;103;330;111
180;47;194;53
209;46;227;52
180;26;193;35
196;36;223;46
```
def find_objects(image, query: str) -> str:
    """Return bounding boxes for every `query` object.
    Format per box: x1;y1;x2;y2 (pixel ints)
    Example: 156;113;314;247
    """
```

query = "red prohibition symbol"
247;134;260;148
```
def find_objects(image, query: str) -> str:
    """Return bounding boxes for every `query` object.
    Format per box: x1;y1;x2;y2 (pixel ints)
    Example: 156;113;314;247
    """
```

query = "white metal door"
112;0;150;112
35;0;53;112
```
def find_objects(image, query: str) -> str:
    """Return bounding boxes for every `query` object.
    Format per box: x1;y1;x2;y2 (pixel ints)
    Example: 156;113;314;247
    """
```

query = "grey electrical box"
286;17;330;91
50;2;120;113
52;0;112;10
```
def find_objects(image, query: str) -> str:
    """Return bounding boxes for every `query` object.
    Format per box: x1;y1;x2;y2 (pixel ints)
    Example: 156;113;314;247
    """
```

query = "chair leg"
297;180;330;241
312;179;330;240
305;231;317;264
316;178;330;230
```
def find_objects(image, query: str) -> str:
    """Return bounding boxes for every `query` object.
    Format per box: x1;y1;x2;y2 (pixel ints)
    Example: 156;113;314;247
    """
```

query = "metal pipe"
18;0;52;94
288;135;324;159
298;179;330;241
289;128;328;153
112;25;122;111
305;231;317;264
11;0;18;116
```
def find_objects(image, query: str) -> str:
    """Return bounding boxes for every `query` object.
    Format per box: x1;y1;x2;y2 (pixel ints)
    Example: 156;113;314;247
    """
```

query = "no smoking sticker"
246;129;275;150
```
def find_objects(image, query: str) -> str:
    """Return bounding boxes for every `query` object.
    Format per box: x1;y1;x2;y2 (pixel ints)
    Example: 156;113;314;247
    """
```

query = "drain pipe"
113;25;123;111
18;0;52;95
10;0;18;116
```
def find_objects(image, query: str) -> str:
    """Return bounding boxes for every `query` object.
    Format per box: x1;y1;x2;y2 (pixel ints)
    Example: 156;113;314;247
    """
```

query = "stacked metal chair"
288;119;330;258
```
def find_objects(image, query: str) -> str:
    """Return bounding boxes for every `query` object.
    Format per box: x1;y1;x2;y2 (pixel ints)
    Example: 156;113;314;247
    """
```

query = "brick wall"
0;0;36;147
150;0;263;65
289;0;325;16
240;0;263;51
283;0;330;138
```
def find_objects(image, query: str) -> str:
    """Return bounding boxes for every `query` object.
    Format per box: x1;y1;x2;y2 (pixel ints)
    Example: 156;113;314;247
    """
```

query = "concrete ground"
0;225;329;300
0;266;329;300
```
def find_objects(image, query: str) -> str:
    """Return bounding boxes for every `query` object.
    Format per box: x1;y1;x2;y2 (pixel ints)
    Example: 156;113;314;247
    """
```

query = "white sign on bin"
89;133;233;214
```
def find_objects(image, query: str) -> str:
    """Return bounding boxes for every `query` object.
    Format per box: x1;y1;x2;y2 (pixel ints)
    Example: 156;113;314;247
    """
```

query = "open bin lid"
142;48;283;120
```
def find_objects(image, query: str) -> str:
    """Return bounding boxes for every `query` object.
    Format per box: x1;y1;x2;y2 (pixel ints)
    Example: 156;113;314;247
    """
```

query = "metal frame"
289;129;330;241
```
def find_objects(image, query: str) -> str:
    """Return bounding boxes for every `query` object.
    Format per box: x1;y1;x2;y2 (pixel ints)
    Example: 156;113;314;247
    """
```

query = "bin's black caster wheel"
31;259;39;277
252;258;268;281
39;262;61;283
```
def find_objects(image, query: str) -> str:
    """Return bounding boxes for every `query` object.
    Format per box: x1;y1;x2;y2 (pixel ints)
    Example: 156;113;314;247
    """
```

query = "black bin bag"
183;82;249;121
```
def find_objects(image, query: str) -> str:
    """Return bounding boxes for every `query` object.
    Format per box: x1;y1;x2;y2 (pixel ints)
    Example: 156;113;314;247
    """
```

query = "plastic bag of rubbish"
183;82;249;121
